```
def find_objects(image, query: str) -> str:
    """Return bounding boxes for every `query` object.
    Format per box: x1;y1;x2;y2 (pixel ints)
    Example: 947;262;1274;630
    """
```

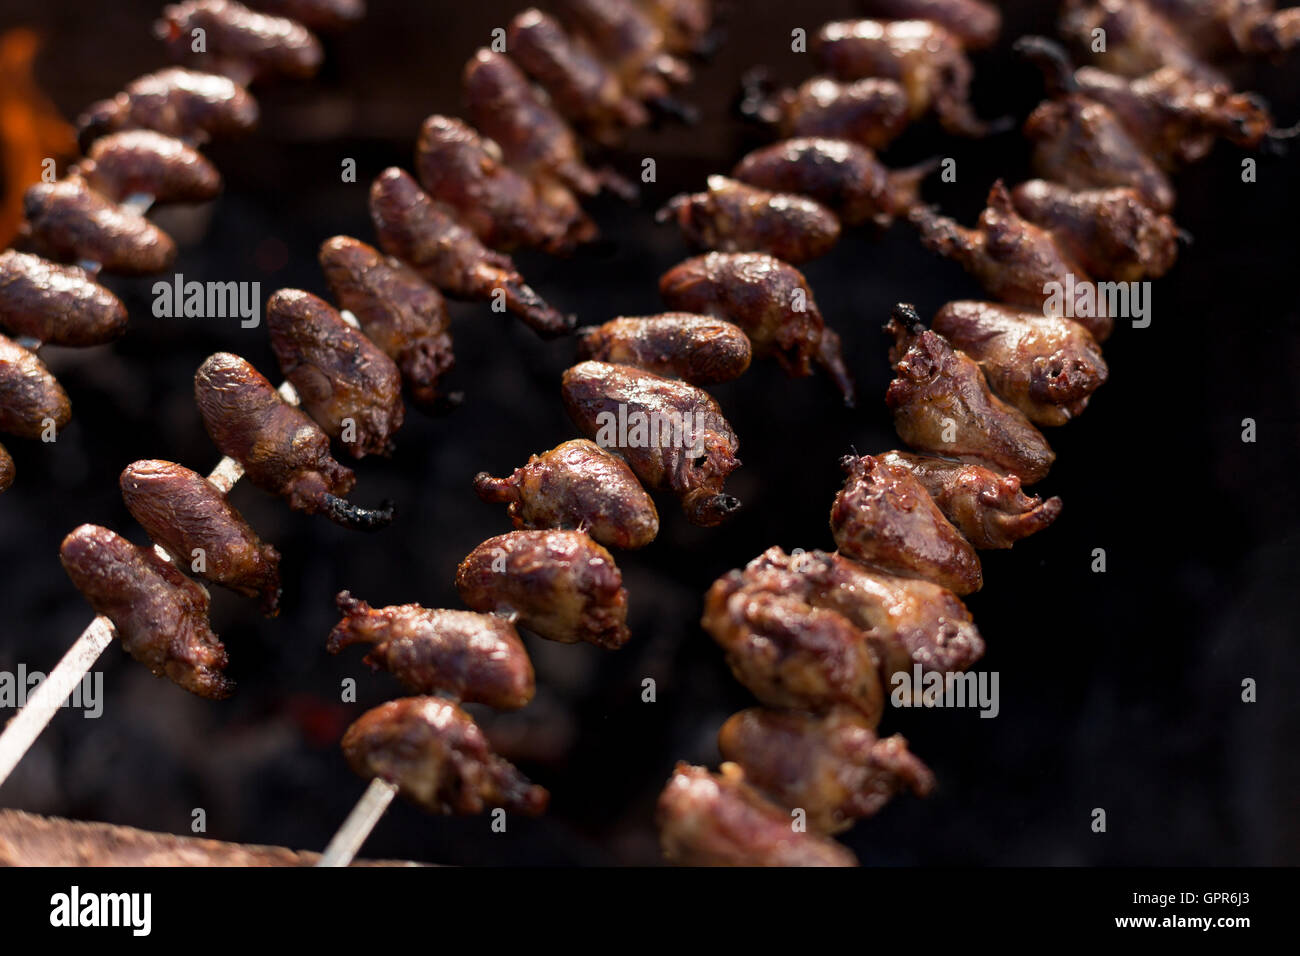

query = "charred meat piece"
342;697;548;816
815;20;991;135
703;584;884;723
473;438;660;548
657;176;841;264
0;250;128;346
932;299;1109;426
575;313;751;385
0;443;13;492
659;252;855;405
328;591;535;710
886;305;1055;484
861;0;1001;50
416;113;590;254
831;454;982;594
266;289;404;458
60;524;232;699
556;0;692;100
1009;180;1178;282
22;180;175;275
194;352;393;530
0;334;70;439
236;0;364;32
463;49;603;197
726;546;984;679
750;76;912;150
657;762;858;867
561;360;741;526
155;0;323;82
1018;40;1176;212
76;68;258;149
369;167;572;338
732;137;929;229
1059;0;1226;83
1073;65;1274;168
908;181;1112;342
508;9;649;145
878;450;1062;550
718;708;935;834
119;459;282;614
318;236;456;412
456;529;631;649
71;131;221;205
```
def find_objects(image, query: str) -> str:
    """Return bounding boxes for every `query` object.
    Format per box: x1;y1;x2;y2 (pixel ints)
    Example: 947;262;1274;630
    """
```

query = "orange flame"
0;28;78;248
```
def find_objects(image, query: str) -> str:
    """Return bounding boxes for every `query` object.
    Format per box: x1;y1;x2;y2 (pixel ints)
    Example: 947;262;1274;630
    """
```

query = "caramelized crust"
60;524;232;699
575;313;752;385
456;529;631;648
0;251;127;346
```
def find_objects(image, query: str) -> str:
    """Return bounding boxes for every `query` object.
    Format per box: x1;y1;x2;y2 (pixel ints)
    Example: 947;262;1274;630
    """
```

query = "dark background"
1;0;1297;866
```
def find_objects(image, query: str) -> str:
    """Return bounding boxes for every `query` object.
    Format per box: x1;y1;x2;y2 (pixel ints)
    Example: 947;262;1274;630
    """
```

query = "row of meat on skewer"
656;0;1298;864
0;0;371;491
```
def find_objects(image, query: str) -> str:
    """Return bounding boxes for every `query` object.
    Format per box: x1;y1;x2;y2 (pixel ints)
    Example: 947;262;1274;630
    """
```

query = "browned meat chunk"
815;19;990;135
155;0;323;82
194;351;393;530
415;114;591;254
369;167;571;338
561;360;741;526
119;459;281;614
703;583;885;723
327;591;535;709
718;708;935;833
909;181;1112;342
658;176;842;264
555;0;692;101
463;49;603;197
76;68;258;149
22;180;176;275
342;697;548;816
657;762;858;866
861;0;1001;50
1009;180;1178;282
878;450;1062;550
830;454;983;594
318;236;456;412
732;137;929;228
473;439;659;548
0;444;14;493
752;76;911;150
886;305;1055;484
931;299;1108;426
719;546;984;680
0;334;70;439
575;313;752;385
266;288;404;458
71;130;221;205
1074;66;1274;168
0;250;128;346
456;529;631;648
507;9;648;145
659;251;855;404
1059;0;1228;83
60;524;232;699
